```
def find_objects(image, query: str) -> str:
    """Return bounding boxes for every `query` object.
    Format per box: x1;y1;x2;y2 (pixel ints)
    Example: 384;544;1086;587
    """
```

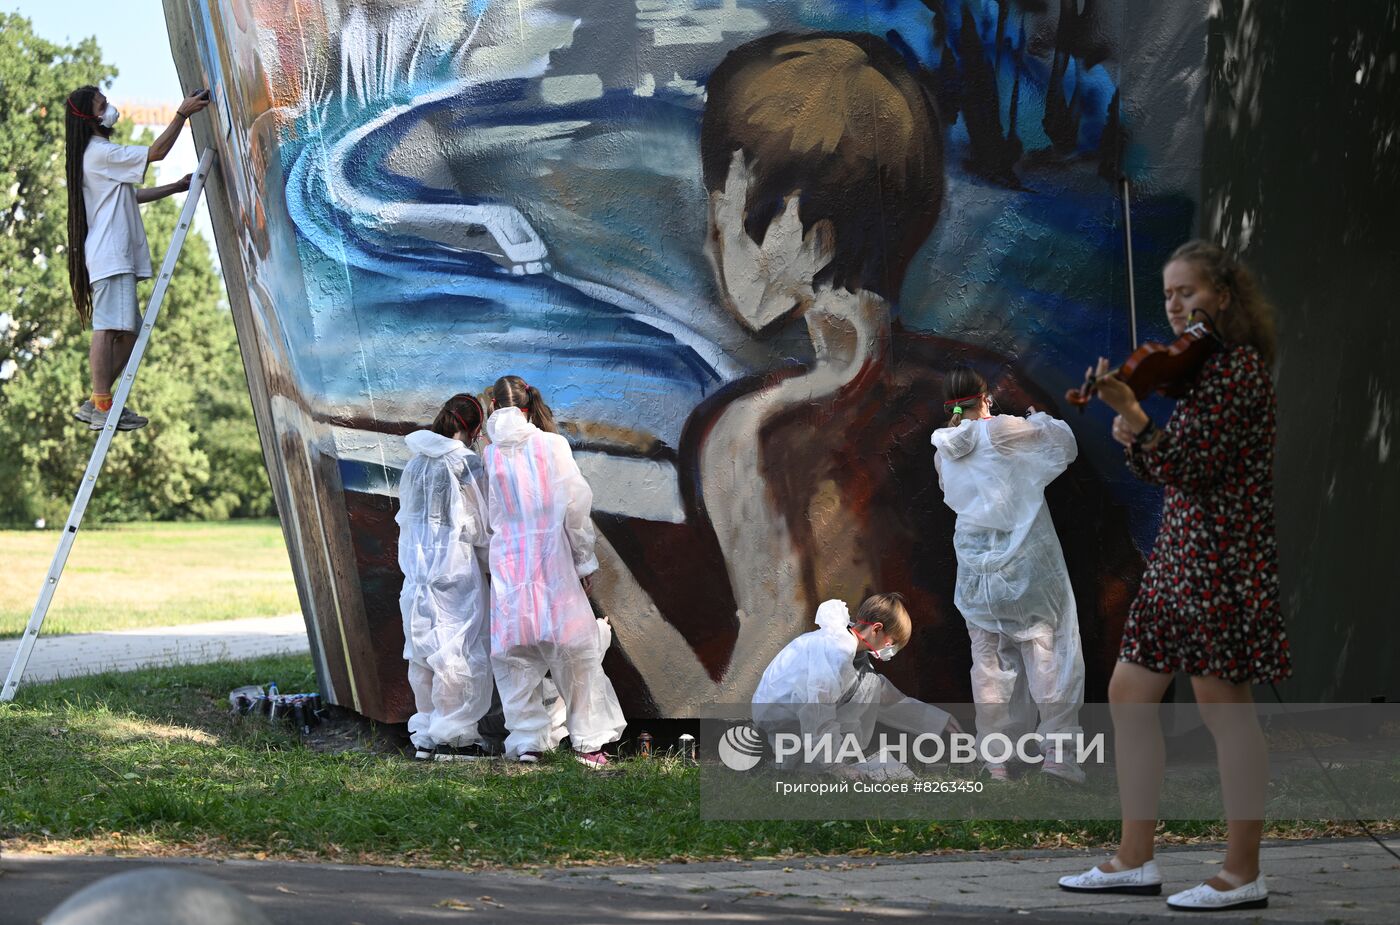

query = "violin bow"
1119;174;1139;348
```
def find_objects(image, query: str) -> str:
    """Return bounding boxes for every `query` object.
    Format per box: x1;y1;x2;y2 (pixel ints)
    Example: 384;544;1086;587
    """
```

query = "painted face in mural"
706;151;836;332
1163;258;1230;335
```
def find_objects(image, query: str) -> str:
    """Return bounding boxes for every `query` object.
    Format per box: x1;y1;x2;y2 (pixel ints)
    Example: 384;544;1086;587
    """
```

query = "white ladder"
1;147;217;702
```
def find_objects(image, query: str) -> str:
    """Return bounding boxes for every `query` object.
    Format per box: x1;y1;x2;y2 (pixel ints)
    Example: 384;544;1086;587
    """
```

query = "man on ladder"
64;84;210;431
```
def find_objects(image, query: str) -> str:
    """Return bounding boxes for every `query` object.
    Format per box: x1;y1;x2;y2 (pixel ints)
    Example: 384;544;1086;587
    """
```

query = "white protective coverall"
397;430;493;749
752;600;953;777
931;412;1085;758
483;407;627;757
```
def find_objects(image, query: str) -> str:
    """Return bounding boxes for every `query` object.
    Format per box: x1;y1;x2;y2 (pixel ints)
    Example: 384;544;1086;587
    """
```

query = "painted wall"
163;0;1210;721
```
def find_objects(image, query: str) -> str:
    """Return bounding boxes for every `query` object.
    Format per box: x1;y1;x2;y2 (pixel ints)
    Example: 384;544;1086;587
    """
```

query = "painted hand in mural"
707;151;835;332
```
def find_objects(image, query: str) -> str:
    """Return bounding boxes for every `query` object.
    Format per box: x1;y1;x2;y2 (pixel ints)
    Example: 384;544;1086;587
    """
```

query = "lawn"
0;520;300;638
0;655;1382;868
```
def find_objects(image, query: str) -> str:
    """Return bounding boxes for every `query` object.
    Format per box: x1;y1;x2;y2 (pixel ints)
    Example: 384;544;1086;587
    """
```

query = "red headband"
66;97;99;121
943;393;984;408
448;395;484;435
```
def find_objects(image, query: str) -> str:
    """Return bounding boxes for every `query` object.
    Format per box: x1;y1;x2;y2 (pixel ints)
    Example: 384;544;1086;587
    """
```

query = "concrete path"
0;614;308;684
3;837;1397;924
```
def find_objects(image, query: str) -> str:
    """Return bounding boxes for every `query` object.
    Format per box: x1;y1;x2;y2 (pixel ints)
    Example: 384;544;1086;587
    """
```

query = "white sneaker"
1058;859;1163;895
1042;759;1086;785
1167;874;1268;911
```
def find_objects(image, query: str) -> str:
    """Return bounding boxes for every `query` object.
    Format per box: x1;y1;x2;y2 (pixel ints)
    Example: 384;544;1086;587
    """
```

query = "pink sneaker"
575;750;610;770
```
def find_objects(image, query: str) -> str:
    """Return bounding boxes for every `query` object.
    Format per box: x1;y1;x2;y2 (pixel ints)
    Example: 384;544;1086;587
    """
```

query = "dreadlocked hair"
1167;240;1277;369
65;86;106;328
430;393;485;441
942;366;988;427
490;375;558;434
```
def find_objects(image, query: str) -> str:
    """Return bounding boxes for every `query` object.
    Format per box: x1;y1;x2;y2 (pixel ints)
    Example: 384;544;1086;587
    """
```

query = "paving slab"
3;840;1398;924
0;614;308;685
601;837;1400;923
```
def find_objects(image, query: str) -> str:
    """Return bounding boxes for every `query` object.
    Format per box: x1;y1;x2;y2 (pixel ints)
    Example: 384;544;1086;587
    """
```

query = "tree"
0;14;273;524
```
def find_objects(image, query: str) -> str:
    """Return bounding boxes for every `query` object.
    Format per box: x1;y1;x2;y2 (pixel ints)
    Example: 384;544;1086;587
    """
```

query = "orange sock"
92;392;113;412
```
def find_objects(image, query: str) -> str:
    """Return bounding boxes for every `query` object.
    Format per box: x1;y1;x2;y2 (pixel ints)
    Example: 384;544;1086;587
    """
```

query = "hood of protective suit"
485;407;536;447
930;420;980;460
813;599;854;636
404;429;464;458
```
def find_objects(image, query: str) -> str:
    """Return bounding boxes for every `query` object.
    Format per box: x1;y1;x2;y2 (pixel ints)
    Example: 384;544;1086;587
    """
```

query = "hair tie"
951;405;963;415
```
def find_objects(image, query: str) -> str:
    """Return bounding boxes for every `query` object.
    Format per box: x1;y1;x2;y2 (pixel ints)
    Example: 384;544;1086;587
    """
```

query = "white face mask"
99;104;119;129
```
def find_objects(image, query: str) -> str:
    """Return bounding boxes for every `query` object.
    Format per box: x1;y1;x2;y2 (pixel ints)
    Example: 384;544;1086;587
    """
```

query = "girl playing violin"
1058;241;1289;911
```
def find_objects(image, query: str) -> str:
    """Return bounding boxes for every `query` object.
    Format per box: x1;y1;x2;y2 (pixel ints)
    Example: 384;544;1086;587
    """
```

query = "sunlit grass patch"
0;520;299;637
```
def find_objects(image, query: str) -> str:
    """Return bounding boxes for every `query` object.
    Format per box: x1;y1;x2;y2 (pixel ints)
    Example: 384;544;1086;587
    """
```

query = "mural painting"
163;0;1208;720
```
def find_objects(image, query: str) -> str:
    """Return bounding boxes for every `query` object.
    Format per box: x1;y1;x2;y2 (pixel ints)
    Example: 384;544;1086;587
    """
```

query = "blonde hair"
856;592;912;648
1167;240;1277;368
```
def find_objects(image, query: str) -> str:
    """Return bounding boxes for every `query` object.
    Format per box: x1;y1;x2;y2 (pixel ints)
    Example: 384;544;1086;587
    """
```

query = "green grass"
0;520;300;638
0;656;1382;868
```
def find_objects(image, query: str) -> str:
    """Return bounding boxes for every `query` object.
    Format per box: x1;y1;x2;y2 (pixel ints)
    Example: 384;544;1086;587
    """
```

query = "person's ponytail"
524;384;559;434
430;393;485;441
942;366;988;428
490;375;559;434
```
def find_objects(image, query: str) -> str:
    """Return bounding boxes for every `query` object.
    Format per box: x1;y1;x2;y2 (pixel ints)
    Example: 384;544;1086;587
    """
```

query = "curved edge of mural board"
161;0;382;718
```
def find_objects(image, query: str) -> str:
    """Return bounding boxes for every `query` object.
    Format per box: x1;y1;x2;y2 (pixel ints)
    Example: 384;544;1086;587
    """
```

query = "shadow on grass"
1;656;1378;868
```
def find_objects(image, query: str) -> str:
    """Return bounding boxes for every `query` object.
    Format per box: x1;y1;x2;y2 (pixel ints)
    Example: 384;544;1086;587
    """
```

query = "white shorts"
91;273;140;332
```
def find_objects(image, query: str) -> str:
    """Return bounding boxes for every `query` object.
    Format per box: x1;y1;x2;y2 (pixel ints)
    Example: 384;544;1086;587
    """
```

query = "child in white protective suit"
752;594;960;780
397;394;498;760
931;366;1087;783
483;375;627;770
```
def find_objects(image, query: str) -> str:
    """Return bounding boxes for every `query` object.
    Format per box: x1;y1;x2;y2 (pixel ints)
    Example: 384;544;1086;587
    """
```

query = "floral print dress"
1120;346;1292;683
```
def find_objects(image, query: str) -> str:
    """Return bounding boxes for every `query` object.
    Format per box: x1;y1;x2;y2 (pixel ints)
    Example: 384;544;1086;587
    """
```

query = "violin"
1065;319;1220;409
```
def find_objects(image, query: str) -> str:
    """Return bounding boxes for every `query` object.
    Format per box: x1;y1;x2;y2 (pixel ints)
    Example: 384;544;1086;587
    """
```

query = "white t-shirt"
82;139;152;283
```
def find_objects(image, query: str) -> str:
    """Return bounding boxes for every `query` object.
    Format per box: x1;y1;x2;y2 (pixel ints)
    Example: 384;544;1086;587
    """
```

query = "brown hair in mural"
1166;240;1277;367
700;32;943;301
490;374;560;434
589;28;1145;711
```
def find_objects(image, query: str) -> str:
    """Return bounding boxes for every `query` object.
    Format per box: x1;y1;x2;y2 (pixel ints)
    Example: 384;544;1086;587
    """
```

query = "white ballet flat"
1167;874;1268;911
1058;858;1163;895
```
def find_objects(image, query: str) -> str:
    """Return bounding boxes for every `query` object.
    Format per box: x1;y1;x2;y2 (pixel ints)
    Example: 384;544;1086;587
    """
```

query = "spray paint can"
638;731;653;758
291;698;309;735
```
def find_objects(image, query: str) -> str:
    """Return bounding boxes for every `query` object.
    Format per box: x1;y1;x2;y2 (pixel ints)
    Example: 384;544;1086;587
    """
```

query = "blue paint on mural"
178;0;1208;718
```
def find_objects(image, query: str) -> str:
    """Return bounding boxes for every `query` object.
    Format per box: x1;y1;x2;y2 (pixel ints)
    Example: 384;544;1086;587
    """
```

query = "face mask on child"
852;622;901;661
